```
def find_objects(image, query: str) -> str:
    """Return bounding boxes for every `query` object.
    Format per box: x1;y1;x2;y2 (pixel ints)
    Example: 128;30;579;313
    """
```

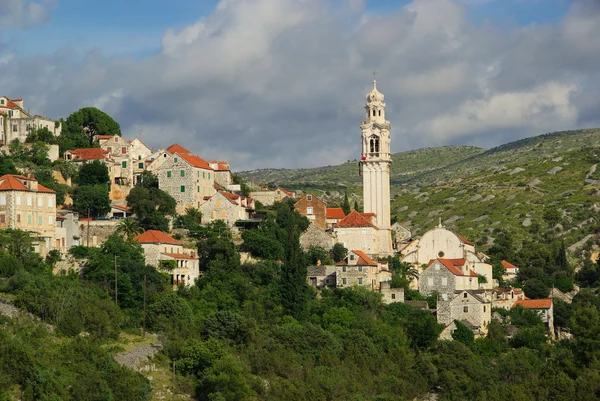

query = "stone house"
419;258;481;301
144;143;190;175
133;230;200;287
64;148;107;163
437;290;492;336
199;191;254;227
208;161;232;188
0;174;56;256
402;223;493;289
0;96;61;145
326;207;345;229
294;194;327;230
55;210;80;253
299;222;336;250
501;260;519;281
157;152;215;214
249;186;295;206
379;281;404;304
488;287;525;309
307;265;337;289
335;250;392;289
333;210;381;256
391;222;411;249
513;298;554;335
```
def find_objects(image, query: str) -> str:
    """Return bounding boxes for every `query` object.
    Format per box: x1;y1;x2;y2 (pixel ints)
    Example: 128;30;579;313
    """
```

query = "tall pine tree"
342;192;351;215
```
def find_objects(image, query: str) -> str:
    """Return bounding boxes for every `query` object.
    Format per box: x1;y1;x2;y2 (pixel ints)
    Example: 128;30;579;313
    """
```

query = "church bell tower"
360;75;392;253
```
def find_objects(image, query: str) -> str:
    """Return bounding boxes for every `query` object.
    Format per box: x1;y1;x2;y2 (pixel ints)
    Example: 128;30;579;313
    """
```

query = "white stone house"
335;250;392;289
55;210;80;253
208;161;232;188
307;265;337;289
157;152;215;214
199;191;254;227
133;230;200;287
437;290;492;336
419;258;481;301
333;210;387;257
513;298;554;336
402;223;493;289
145;143;190;175
501;260;519;281
249;186;295;207
0;96;62;145
488;287;525;310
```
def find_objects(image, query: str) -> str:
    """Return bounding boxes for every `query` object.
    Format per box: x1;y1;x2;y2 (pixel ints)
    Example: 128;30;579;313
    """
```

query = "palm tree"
398;261;419;282
116;217;144;240
184;207;202;225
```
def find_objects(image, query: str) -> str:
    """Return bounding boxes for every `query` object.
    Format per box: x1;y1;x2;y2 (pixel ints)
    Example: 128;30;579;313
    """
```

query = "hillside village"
0;81;579;345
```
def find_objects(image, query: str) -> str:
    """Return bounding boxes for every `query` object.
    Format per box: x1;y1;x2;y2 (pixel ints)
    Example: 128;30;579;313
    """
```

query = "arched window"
369;135;380;155
378;110;381;116
372;109;376;117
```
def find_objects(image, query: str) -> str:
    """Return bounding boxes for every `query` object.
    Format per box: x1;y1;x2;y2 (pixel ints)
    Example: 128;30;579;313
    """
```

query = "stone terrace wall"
79;220;119;247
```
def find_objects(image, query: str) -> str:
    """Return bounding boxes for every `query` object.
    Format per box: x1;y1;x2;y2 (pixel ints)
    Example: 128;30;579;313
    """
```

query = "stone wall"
300;223;335;250
419;263;456;301
79;220;119;247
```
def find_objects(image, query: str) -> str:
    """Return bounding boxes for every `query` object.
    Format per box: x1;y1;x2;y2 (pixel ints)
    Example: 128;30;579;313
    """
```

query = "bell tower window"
369;135;380;155
378;110;381;116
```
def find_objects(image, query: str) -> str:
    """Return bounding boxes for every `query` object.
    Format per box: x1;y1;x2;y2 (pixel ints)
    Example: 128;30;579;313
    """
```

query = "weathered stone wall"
79;220;118;247
419;263;456;301
300;223;335;250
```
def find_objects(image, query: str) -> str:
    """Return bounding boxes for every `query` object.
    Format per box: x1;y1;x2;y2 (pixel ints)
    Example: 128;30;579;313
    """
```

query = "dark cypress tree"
353;199;360;212
342;192;351;215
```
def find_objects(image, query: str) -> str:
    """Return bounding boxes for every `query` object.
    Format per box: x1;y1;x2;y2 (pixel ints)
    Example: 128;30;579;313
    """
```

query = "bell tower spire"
360;74;392;255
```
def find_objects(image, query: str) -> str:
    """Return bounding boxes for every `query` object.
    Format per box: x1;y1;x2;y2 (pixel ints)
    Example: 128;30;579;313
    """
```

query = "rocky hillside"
242;128;600;260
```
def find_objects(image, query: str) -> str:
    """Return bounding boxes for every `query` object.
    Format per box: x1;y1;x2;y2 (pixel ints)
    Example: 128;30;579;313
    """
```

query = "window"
27;197;32;206
197;186;200;193
0;195;5;206
0;214;5;223
307;207;313;214
369;135;380;154
180;185;185;192
463;306;469;313
174;157;178;163
107;147;112;153
208;173;211;179
180;170;185;177
342;278;347;285
372;109;376;117
121;147;127;154
391;294;396;300
350;254;354;260
48;198;53;207
138;162;144;169
26;124;30;131
0;99;3;104
438;251;445;257
378;110;381;116
122;161;127;168
441;277;447;286
114;137;119;143
28;215;32;224
167;171;172;178
16;214;20;223
203;172;205;179
38;198;43;207
427;277;433;286
12;124;17;132
48;215;53;225
358;265;363;272
38;216;42;225
464;292;468;298
483;306;486;312
307;195;312;201
342;266;347;272
358;278;363;285
16;196;21;206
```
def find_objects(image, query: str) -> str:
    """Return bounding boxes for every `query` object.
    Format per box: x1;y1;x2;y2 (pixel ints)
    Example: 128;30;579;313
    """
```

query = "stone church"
334;77;393;257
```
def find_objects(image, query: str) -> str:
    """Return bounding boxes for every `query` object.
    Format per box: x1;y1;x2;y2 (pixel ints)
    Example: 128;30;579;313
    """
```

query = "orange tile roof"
0;175;55;193
178;153;213;170
326;207;346;219
111;204;131;211
167;144;191;154
501;260;519;270
427;258;476;276
66;148;107;161
352;250;376;265
162;253;196;260
513;299;552;309
97;135;114;140
210;160;230;171
221;191;240;205
456;233;474;246
277;187;295;198
56;214;66;220
133;230;182;245
336;210;375;228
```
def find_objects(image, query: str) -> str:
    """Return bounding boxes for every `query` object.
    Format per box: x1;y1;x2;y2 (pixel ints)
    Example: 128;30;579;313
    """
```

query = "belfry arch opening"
369;135;380;155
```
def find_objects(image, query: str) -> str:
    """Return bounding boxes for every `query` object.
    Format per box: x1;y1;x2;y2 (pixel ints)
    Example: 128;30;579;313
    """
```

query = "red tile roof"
0;175;55;193
456;233;474;246
501;260;519;270
326;208;346;219
513;299;552;309
162;253;196;260
111;204;131;211
210;160;230;171
167;144;191;154
56;214;66;221
133;230;182;245
178;153;212;170
336;210;375;228
66;148;107;161
221;191;240;205
0;98;21;109
427;258;477;277
277;187;295;198
97;135;114;140
352;250;376;265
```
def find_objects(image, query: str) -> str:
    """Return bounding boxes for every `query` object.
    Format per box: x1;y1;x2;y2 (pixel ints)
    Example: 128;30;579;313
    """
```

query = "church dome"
366;80;384;103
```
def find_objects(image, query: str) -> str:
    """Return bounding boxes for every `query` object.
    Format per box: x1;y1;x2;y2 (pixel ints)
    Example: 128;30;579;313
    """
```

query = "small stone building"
379;281;404;304
437;290;491;336
513;298;554;336
419;258;480;301
306;265;337;289
326;207;345;229
200;191;254;227
335;250;392;289
294;194;327;230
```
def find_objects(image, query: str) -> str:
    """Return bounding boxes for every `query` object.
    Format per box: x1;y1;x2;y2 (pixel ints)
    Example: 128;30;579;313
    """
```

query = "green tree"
0;156;17;176
78;160;110;187
306;245;333;265
137;170;159;189
330;243;348;263
342;192;351;215
116;217;144;240
126;186;176;231
72;185;111;218
353;199;360;212
64;107;121;147
523;278;550;299
175;207;203;231
452;320;474;346
25;127;57;144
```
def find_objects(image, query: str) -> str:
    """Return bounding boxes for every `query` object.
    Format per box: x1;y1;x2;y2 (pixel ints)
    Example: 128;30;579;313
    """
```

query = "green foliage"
78;160;110;186
174;207;202;231
306;245;333;265
0;155;17;175
25;127;57;144
342;192;351;215
116;217;144;240
137;170;158;189
523;278;550;299
64;107;121;147
72;184;111;218
126;186;176;231
330;243;348;263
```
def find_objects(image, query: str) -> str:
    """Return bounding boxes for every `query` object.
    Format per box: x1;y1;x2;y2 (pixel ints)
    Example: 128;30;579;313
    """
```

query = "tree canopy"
64;107;121;147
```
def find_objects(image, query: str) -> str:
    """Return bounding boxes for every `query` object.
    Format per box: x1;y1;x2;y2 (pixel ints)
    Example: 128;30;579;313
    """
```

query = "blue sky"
2;0;599;170
5;0;572;58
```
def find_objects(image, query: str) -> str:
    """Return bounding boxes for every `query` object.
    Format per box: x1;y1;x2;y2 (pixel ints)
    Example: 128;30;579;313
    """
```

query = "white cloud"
0;0;56;27
4;0;600;170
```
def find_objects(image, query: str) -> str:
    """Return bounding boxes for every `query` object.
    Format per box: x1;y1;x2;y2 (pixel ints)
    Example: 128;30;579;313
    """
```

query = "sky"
1;0;599;171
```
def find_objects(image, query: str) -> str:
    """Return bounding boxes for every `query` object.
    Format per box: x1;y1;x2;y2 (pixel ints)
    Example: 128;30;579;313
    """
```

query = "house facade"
326;207;345;229
0;174;56;256
333;210;384;256
133;230;200;287
501;260;519;281
306;265;337;289
199;191;254;227
0;97;62;145
208;161;232;188
437;290;492;336
294;194;327;230
335;250;392;289
55;210;80;253
419;258;481;301
249;187;295;206
157;152;215;213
